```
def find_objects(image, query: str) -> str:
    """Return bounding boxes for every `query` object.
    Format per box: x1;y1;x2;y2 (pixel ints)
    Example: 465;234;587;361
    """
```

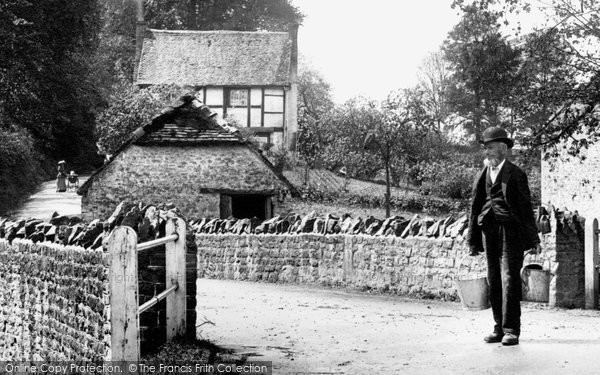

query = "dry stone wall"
0;239;109;361
197;213;586;307
197;234;480;299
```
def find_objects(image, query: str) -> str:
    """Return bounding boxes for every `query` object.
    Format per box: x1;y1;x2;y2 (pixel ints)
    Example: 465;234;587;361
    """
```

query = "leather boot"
484;332;503;343
501;333;519;346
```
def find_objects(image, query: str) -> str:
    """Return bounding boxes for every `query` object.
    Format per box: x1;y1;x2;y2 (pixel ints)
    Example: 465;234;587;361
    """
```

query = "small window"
229;89;248;107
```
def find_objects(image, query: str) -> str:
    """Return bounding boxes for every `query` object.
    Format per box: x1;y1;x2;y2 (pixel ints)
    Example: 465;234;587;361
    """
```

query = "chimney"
285;22;299;155
132;0;146;83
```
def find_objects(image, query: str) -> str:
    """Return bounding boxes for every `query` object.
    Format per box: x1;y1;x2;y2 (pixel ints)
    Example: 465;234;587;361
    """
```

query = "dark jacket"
467;160;540;253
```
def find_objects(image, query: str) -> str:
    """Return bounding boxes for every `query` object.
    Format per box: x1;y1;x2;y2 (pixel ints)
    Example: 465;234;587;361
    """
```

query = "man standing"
467;127;541;346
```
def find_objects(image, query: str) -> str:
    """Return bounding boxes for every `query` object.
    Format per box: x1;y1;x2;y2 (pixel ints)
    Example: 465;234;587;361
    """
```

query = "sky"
291;0;550;104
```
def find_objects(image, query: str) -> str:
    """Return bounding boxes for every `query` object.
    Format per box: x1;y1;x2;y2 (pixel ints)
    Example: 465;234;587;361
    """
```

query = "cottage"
77;96;295;221
135;26;298;152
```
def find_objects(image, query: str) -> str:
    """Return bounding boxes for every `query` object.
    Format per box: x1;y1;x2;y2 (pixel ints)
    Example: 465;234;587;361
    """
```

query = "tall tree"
145;0;302;30
297;64;335;168
443;2;521;137
520;0;600;153
417;52;451;131
0;0;104;166
473;0;600;153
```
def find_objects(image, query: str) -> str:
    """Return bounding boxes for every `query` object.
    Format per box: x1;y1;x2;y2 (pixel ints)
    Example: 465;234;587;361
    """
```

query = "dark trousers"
482;217;524;335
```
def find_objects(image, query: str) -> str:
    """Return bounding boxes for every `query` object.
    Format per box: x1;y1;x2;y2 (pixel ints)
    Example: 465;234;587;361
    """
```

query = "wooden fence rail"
107;217;187;361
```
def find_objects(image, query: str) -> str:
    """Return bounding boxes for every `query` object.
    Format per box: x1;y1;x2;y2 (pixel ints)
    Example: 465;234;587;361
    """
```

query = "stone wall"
542;145;600;219
197;234;480;300
0;239;109;361
81;144;288;221
197;220;586;307
540;214;586;308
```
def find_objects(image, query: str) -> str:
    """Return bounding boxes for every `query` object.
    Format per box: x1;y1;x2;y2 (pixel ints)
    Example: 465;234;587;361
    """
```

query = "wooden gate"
107;217;187;360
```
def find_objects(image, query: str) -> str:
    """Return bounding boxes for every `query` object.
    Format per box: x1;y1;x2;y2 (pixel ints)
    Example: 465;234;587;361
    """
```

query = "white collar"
490;159;506;171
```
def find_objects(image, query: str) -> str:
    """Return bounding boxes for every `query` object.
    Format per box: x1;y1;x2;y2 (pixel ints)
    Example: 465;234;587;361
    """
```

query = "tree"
464;0;600;154
363;108;417;217
297;64;335;168
417;52;451;131
96;84;190;154
145;0;303;31
0;0;104;167
510;29;579;143
359;93;430;217
95;0;138;88
443;2;522;137
319;98;381;180
518;0;600;153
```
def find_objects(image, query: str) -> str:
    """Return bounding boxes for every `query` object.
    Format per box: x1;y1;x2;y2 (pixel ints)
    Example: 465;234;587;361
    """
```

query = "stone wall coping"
195;232;463;243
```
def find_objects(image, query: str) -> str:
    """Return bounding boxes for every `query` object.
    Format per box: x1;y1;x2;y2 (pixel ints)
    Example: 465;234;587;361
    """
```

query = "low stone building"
78;96;295;221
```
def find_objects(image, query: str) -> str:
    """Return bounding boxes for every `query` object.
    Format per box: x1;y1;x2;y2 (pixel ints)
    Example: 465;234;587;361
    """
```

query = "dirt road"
196;278;600;374
10;176;88;220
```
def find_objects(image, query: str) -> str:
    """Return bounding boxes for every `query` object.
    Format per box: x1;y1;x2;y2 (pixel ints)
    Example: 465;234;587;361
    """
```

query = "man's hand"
527;243;542;255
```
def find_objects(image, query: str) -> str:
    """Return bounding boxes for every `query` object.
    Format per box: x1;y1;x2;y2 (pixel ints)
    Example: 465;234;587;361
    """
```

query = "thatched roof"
136;29;292;86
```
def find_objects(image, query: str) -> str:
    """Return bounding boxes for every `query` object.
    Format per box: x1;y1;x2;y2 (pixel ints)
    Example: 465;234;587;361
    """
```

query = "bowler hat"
480;127;514;148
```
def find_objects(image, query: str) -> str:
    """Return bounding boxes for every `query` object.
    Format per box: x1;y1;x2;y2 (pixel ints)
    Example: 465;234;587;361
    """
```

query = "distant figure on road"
56;160;67;192
466;126;541;346
67;170;79;191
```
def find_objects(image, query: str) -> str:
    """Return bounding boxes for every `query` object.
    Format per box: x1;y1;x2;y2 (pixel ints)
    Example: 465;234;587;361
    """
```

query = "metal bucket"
455;254;490;310
521;257;551;303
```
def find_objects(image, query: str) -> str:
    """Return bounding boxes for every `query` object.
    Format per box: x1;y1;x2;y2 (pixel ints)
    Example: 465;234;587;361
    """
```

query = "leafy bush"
408;146;480;200
0;128;45;214
412;160;477;200
298;184;465;215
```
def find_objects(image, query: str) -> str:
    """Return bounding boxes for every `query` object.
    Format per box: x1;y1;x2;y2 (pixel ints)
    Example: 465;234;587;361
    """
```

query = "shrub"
0;128;45;214
410;159;477;200
298;184;465;215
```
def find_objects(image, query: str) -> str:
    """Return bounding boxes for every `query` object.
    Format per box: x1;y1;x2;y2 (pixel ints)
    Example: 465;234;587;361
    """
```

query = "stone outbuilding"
77;96;295;221
135;26;298;152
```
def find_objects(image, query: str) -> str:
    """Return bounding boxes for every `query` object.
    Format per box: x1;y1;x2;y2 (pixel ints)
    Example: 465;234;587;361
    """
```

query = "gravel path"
197;278;600;374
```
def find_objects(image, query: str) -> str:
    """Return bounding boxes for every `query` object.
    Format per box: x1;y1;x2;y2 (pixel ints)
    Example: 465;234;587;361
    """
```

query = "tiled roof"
136;29;291;86
135;124;242;145
78;96;297;196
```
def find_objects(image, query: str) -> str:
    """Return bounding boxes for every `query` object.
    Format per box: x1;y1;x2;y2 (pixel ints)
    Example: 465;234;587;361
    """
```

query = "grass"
282;167;463;221
283;167;419;199
284;197;445;221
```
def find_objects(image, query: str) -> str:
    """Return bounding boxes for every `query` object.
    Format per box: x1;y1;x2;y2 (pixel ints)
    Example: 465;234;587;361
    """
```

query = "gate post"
166;217;187;339
585;218;599;309
108;226;140;361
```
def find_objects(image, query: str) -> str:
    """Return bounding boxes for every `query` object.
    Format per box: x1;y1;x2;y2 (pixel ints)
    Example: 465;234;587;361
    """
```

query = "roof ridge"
148;29;289;35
